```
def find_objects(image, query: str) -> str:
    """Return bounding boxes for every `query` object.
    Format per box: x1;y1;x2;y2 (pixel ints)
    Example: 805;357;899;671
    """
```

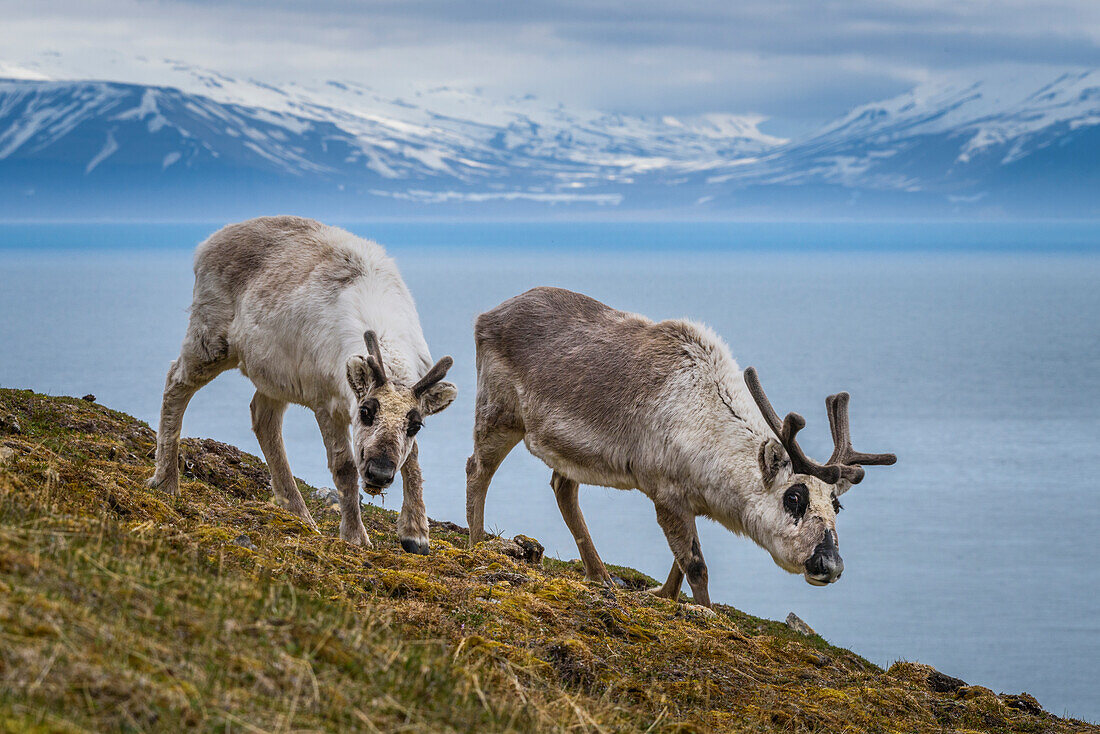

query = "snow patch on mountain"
703;65;1100;201
1;51;784;183
85;130;118;173
113;89;170;133
0;52;1097;218
824;67;1100;163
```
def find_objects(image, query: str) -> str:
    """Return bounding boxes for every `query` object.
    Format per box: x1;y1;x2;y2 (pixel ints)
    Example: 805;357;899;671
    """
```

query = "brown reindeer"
465;287;895;607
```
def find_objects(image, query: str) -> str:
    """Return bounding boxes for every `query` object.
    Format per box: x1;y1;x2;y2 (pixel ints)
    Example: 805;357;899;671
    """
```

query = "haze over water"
1;222;1098;722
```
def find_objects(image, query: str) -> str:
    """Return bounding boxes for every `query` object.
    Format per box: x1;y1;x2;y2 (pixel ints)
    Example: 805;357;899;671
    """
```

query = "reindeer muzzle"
364;457;396;489
804;529;844;586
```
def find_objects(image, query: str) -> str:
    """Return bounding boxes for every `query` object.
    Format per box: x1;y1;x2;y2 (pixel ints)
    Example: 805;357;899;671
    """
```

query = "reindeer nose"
804;530;844;585
365;458;396;487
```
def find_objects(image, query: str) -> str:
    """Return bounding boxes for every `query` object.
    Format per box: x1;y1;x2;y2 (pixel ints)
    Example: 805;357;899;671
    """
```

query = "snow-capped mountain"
702;68;1100;216
0;55;1097;219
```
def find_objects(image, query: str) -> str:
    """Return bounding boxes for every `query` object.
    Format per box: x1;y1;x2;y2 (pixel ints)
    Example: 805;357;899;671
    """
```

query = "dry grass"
0;387;1094;733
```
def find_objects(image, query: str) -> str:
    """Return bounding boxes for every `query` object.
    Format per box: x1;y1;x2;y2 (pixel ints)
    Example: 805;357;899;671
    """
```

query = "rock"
785;612;816;636
684;603;718;619
232;534;257;551
1002;693;1044;715
81;394;96;403
928;669;967;693
314;487;341;510
511;534;544;564
429;519;468;533
0;445;15;465
0;414;21;435
486;534;544;564
492;537;526;558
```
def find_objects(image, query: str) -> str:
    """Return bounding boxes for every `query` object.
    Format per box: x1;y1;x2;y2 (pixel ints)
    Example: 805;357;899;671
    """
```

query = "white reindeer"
148;216;457;552
466;287;895;607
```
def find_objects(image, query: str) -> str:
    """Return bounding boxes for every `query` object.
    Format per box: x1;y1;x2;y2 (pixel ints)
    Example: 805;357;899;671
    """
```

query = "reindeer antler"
825;391;897;485
412;356;454;397
363;331;388;384
743;367;842;484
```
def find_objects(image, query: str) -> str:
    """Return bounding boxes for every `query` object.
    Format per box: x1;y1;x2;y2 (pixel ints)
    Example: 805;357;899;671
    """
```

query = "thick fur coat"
467;287;865;607
149;216;456;551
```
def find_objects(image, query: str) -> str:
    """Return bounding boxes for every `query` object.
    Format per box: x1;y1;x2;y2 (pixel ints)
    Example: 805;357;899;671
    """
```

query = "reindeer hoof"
292;512;322;536
400;538;430;555
146;474;178;496
584;575;614;588
341;526;373;548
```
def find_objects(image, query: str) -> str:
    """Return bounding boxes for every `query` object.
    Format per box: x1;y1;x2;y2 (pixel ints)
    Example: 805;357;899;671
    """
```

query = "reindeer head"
345;331;457;492
743;367;896;586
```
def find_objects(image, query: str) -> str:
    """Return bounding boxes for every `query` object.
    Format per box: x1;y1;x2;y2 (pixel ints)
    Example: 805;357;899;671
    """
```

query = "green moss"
0;387;1092;734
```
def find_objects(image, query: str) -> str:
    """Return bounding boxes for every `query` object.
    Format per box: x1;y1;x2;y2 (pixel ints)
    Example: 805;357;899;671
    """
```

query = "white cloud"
0;0;1096;134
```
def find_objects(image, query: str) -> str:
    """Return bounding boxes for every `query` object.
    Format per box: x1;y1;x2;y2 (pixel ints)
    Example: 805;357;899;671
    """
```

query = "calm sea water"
1;223;1098;721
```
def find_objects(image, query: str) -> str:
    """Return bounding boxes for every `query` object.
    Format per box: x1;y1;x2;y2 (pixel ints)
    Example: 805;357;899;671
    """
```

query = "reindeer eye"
783;484;808;521
832;495;843;513
359;401;378;426
406;411;423;437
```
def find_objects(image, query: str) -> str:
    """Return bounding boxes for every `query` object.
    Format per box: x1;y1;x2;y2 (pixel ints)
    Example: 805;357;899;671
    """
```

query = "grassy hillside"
0;387;1094;733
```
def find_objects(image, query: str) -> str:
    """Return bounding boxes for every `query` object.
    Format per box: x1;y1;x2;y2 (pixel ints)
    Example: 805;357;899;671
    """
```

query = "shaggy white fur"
148;216;456;551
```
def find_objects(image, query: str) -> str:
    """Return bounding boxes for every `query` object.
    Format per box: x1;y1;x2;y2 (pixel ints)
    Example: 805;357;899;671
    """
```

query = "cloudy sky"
2;0;1098;136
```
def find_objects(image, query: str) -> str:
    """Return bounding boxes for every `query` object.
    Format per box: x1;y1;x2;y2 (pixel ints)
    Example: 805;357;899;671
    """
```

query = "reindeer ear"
418;381;457;415
758;438;788;487
412;356;456;415
833;478;854;497
346;355;378;398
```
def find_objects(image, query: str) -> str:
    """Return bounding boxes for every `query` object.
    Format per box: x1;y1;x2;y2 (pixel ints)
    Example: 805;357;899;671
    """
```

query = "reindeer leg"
251;392;319;534
465;424;521;547
551;471;613;585
148;349;231;495
314;407;370;547
654;503;710;607
397;442;429;555
649;560;685;600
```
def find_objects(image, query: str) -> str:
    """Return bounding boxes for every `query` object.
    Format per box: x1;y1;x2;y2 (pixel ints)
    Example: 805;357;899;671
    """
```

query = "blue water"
1;222;1098;722
3;220;1100;253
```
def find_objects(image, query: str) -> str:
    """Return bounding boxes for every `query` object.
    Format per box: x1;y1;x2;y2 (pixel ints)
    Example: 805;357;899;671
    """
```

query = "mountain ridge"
1;58;1097;219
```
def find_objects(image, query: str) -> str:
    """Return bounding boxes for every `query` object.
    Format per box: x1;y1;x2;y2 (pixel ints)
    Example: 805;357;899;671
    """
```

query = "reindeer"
148;216;457;552
465;287;895;607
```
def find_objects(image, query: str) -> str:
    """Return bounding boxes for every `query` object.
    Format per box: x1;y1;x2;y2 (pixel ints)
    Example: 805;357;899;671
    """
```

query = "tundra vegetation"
2;387;1093;733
